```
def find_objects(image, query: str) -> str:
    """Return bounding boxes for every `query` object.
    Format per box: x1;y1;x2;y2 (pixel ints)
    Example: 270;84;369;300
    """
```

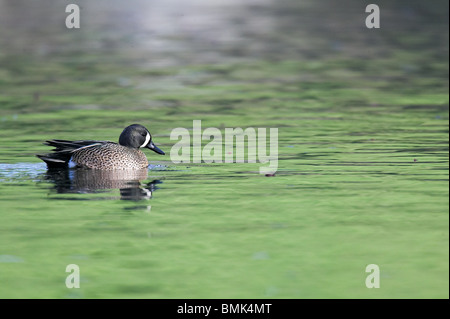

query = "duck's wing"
43;140;107;152
36;140;107;168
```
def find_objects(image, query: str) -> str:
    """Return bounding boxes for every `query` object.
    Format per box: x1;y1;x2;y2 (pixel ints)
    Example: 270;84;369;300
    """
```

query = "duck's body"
37;124;165;170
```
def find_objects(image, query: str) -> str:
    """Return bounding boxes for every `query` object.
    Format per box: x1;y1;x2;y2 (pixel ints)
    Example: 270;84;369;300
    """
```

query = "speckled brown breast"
71;142;149;170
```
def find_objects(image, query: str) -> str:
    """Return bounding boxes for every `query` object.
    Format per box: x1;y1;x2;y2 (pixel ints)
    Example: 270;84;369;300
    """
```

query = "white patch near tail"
140;133;150;148
68;158;77;168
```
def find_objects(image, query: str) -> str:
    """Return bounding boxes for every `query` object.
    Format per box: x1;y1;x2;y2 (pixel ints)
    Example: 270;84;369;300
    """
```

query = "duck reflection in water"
44;168;163;201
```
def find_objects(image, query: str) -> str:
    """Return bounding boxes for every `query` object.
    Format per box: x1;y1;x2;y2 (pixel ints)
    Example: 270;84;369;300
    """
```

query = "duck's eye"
141;132;147;136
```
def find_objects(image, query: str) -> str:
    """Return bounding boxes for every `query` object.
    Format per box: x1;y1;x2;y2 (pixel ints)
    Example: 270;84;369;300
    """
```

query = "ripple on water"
0;255;24;263
0;163;168;183
0;163;47;182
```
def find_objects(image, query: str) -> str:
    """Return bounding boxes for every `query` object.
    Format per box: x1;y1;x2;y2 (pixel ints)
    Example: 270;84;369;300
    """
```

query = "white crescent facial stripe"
140;133;151;148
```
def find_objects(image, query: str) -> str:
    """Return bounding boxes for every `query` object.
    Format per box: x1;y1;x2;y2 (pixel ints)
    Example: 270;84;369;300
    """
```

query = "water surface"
0;0;448;298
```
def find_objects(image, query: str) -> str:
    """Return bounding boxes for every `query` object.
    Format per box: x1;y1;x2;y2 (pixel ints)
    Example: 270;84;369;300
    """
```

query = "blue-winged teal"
37;124;165;170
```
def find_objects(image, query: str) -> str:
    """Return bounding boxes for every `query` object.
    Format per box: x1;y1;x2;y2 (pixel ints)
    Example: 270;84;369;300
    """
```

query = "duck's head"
119;124;165;155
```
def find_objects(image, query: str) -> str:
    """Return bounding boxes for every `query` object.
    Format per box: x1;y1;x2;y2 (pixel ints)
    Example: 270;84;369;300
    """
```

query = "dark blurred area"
0;0;448;67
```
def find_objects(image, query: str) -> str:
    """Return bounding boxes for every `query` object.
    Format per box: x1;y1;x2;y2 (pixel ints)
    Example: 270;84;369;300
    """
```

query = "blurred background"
0;0;447;135
0;0;448;61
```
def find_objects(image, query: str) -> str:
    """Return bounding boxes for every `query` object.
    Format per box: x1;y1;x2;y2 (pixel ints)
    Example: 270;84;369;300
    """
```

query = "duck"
36;124;165;170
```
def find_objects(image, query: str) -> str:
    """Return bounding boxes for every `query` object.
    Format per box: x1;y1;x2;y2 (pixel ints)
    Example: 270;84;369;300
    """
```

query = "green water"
0;0;448;298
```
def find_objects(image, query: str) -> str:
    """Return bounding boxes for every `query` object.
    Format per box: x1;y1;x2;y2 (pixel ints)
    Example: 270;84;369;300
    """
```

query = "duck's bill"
146;141;165;155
